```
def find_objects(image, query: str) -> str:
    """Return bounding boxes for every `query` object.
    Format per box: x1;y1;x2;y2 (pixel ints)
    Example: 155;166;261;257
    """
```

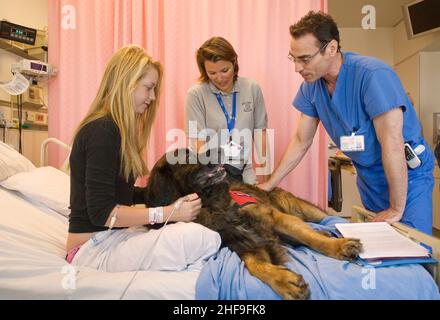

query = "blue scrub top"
293;51;434;233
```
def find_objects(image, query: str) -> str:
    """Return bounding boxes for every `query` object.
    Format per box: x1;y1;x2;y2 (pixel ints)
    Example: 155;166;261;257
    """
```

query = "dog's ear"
145;163;181;207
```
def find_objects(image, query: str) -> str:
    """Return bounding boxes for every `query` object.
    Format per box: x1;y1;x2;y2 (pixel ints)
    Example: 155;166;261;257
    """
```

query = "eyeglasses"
288;41;330;66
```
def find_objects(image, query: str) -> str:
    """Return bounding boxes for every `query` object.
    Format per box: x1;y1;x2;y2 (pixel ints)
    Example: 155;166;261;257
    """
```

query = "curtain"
48;0;328;209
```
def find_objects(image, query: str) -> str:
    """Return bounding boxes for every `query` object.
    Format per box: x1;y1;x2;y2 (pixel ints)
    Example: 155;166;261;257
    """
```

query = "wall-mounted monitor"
402;0;440;39
0;20;37;45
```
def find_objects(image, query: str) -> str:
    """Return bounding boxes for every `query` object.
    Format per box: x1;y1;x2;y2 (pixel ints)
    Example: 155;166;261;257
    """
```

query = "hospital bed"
0;139;439;300
0;139;200;299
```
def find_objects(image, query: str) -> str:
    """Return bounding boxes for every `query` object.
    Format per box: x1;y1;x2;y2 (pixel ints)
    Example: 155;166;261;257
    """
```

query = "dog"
144;149;362;299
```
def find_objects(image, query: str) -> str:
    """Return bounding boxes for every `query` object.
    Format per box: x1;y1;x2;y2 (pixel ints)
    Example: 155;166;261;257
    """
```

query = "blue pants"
356;156;434;235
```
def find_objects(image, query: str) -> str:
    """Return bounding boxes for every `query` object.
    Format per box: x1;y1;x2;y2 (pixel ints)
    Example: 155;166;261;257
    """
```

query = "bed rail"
40;137;72;173
352;205;440;289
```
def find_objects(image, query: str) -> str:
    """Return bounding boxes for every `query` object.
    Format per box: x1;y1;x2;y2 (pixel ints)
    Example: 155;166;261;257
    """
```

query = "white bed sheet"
0;186;199;300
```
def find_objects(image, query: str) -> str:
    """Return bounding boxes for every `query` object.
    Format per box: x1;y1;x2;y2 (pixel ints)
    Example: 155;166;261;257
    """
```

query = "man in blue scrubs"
259;11;435;234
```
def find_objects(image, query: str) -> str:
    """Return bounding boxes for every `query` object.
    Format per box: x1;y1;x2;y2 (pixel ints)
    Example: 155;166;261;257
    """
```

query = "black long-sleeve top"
69;116;143;233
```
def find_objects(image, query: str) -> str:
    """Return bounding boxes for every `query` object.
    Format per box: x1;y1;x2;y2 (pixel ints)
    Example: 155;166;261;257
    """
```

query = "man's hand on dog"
166;193;202;222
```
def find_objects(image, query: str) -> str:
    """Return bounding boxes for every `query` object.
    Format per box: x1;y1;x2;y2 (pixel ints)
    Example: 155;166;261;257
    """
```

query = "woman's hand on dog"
165;193;202;222
257;181;274;192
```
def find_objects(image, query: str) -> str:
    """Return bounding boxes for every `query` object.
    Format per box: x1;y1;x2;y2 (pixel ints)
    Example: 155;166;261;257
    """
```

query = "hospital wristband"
148;207;164;224
108;205;120;229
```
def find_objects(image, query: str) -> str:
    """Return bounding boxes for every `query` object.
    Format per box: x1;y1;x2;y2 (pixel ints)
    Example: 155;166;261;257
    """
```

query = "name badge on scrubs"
340;133;365;152
221;140;242;159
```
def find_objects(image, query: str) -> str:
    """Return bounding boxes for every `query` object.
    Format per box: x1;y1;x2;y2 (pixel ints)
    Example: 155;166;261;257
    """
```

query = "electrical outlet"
34;112;47;125
7;119;18;128
27;85;43;104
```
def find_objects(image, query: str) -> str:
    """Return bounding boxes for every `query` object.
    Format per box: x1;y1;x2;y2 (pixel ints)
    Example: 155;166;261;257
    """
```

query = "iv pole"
17;93;23;154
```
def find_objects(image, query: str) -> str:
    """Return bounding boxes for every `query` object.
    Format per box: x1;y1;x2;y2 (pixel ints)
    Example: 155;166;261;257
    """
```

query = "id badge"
340;134;365;152
221;140;242;159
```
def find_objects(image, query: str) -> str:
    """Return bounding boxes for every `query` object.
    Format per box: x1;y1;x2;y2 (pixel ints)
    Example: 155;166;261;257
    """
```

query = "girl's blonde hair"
73;45;163;180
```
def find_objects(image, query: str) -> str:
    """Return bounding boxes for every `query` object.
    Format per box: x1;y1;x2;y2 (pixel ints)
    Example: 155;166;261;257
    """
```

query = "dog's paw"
273;268;310;300
335;238;363;261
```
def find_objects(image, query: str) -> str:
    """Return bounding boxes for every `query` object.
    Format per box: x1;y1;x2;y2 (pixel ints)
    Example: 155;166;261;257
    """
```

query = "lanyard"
215;92;237;133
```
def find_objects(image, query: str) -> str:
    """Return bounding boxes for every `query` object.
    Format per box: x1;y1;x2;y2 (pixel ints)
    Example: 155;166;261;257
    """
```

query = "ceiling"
328;0;415;28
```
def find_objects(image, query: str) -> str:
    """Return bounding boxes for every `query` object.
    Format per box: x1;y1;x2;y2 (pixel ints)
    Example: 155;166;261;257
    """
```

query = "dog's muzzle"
195;165;227;186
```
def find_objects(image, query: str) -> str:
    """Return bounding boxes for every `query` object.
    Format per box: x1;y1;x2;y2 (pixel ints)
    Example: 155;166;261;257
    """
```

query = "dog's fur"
144;149;362;299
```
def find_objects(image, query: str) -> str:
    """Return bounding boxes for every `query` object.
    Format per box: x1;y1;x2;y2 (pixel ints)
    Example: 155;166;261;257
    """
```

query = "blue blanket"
195;216;440;300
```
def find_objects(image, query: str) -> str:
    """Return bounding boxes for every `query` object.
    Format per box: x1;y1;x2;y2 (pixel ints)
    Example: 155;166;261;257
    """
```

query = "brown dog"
144;149;362;299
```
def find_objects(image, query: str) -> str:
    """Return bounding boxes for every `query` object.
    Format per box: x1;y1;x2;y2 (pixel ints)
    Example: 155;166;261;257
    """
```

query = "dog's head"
145;148;228;207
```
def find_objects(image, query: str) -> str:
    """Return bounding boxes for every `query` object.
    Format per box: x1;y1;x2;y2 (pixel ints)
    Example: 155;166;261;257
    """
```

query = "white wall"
394;54;419;117
419;52;440;150
0;0;48;30
394;20;440;120
394;20;440;66
339;28;394;66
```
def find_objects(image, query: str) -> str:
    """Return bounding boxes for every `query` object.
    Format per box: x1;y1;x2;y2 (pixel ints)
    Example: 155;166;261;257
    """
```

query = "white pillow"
0;141;36;182
1;166;70;216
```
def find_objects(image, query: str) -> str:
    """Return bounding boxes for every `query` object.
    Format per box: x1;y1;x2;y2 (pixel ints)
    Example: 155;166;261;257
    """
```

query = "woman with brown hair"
185;37;269;184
